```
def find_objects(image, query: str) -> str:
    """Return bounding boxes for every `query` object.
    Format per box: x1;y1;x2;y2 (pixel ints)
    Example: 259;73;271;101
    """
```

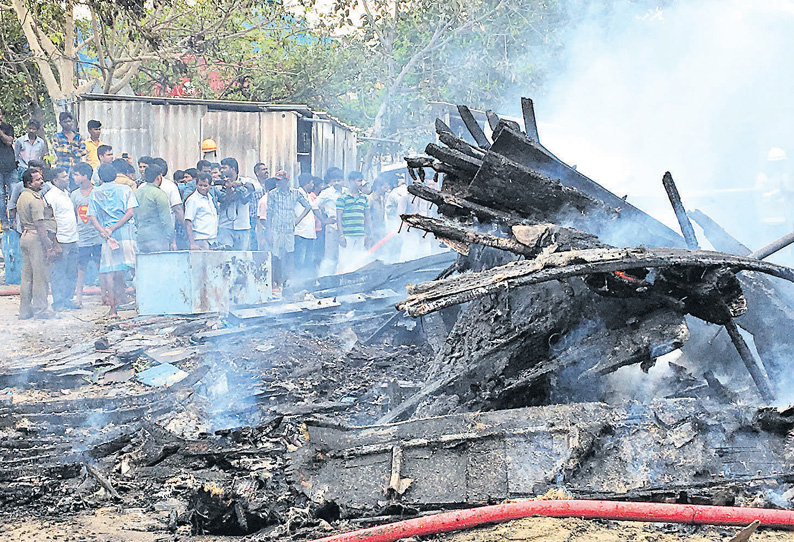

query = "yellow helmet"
201;138;218;153
767;147;787;161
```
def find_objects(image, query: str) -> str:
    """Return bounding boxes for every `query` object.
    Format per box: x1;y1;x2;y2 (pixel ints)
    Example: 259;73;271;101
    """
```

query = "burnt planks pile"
384;99;794;422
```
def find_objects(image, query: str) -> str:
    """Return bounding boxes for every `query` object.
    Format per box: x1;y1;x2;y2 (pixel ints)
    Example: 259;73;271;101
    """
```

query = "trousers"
138;238;170;254
0;170;17;227
20;231;49;317
50;241;78;308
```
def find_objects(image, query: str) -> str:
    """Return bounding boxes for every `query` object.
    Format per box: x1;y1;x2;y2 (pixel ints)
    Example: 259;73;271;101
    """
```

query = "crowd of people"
0;109;436;320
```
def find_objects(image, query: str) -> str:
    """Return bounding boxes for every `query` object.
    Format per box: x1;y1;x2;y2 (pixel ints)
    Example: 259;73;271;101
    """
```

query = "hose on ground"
308;500;794;542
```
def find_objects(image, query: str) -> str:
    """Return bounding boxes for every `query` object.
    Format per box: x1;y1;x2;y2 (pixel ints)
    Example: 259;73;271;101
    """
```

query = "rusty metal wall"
259;111;299;182
151;104;206;172
78;96;356;185
311;119;358;178
201;110;262;178
312;121;336;177
340;126;357;174
76;99;154;161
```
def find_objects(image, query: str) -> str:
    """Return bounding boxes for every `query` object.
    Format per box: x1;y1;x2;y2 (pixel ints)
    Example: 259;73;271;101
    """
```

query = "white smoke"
534;0;794;257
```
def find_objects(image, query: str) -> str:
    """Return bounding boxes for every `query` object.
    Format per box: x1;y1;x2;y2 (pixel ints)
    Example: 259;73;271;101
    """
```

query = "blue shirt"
87;182;138;229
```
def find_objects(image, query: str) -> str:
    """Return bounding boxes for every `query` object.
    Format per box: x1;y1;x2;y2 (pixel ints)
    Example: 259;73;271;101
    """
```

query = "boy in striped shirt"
336;171;371;272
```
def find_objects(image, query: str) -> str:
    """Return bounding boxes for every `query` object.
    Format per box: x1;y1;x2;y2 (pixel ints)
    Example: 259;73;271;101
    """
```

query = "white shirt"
295;187;319;239
14;136;45;169
44;183;79;244
184;190;218;241
233;176;256;231
160;177;183;225
315;185;341;226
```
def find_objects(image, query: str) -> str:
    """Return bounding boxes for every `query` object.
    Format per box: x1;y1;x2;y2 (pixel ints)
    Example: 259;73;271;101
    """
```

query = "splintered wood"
391;98;794;416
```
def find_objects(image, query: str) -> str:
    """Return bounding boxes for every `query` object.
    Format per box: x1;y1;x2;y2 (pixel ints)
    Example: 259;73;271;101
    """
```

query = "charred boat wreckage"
4;99;794;539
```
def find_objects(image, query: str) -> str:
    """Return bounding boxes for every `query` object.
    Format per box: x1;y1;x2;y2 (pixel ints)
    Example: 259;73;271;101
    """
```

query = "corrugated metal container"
259;110;299;181
77;99;154;161
202;110;260;178
311;117;358;176
75;95;357;182
151;104;206;172
136;250;272;315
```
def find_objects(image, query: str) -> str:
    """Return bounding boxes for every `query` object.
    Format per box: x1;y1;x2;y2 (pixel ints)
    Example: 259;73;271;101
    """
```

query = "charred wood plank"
466;151;611;223
486;110;500;131
662;172;700;249
688;209;751;256
487;124;686;247
521;97;540;141
457;105;491;149
486;110;521;133
437;131;486;160
435;118;454;136
406;183;523;226
425;143;482;174
723;320;775;402
401;215;604;259
663;177;772;400
494;309;688;408
84;463;122;501
401;214;537;256
398;247;794;317
749;230;794;260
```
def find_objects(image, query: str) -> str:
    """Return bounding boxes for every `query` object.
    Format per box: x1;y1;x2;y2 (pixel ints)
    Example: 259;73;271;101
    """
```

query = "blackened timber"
437;131;485;160
662;172;700;249
457;104;491;149
749;231;794;260
488;124;686;248
486;110;521;133
434;118;454;136
521;97;540;141
466;151;612;222
724;320;775;402
688;209;751;256
402;214;604;259
406;183;523;226
401;214;540;257
486;110;500;131
425;143;482;174
398;247;794;317
661;174;767;396
684;208;794;391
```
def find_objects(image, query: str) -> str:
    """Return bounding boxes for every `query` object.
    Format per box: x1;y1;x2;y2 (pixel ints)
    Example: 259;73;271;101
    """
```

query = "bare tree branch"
360;0;390;52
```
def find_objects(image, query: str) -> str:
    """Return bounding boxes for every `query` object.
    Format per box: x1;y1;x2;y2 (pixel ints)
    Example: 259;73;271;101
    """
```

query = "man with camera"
214;157;254;251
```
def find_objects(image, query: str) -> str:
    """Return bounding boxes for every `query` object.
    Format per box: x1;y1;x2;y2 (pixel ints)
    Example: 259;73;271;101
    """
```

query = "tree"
0;0;281;113
0;9;53;127
296;0;566;173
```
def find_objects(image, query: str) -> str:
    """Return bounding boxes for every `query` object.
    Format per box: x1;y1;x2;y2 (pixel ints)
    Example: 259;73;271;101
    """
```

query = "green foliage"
0;10;54;131
3;0;574;158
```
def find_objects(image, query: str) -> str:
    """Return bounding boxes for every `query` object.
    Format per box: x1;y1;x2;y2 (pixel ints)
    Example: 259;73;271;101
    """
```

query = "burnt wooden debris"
389;97;794;421
6;99;794;540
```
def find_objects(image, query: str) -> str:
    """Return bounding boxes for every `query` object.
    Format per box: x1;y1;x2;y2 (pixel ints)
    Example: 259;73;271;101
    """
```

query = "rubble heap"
381;99;794;421
3;100;794;540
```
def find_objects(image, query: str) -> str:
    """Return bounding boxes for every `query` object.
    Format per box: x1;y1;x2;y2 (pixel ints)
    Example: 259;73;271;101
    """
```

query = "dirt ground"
0;293;109;362
1;280;793;541
5;512;794;541
433;516;794;541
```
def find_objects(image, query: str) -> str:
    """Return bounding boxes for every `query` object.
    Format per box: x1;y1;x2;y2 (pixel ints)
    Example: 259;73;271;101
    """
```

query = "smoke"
529;0;794;259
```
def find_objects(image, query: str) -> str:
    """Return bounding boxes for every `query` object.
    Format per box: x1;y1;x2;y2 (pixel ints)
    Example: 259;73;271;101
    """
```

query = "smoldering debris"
4;100;794;540
383;98;794;422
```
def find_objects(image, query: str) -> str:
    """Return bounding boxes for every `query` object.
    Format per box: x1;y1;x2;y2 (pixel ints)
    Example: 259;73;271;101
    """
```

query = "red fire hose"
309;500;794;542
367;231;397;253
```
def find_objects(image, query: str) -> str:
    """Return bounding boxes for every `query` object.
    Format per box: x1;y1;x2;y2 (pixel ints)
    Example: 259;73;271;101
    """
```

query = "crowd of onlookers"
0;108;437;319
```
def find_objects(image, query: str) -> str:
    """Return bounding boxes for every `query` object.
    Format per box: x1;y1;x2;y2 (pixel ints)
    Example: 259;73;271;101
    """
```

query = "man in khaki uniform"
17;168;54;319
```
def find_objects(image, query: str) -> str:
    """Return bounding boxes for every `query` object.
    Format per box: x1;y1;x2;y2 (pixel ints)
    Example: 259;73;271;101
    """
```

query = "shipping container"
75;94;357;183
